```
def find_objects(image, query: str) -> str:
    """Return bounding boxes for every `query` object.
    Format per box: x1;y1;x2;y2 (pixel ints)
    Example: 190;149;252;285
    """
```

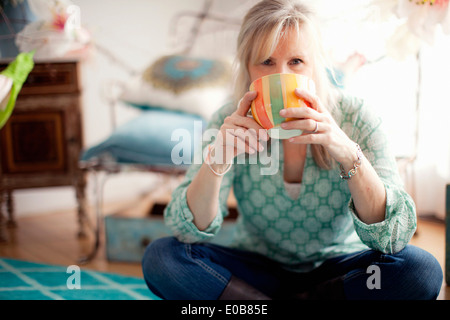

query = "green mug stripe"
269;74;284;126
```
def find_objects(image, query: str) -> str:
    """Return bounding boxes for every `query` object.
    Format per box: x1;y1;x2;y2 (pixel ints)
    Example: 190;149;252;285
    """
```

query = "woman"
142;0;442;300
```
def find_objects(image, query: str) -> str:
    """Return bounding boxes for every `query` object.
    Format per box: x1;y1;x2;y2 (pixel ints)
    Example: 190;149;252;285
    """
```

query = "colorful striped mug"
249;73;315;139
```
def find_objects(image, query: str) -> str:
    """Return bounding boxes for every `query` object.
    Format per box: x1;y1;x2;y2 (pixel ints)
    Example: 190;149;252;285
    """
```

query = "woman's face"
248;28;314;83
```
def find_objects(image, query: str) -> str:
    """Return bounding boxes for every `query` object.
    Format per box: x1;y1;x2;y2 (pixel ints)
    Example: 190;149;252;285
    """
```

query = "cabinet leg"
0;191;6;242
75;174;88;238
5;190;16;228
78;170;107;264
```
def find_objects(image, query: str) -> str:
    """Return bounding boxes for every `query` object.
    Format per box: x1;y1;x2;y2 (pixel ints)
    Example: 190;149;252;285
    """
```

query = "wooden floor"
0;198;448;300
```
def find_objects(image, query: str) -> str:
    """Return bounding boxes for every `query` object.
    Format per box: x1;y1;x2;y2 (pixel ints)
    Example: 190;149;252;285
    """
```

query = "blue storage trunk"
105;204;236;262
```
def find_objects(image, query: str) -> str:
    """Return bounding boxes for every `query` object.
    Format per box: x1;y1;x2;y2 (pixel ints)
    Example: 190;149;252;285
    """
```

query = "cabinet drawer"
21;62;80;95
0;61;80;95
0;111;67;174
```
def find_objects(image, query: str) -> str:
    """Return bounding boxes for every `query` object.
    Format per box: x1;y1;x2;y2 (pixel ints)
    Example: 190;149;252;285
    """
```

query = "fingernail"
260;130;269;141
249;148;256;154
281;122;287;128
279;109;286;116
258;143;264;151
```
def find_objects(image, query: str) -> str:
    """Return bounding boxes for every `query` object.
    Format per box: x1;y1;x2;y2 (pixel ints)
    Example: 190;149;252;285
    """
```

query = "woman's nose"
275;64;290;74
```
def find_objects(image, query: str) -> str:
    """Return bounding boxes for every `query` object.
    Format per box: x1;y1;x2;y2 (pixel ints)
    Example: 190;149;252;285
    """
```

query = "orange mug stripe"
262;76;274;126
249;82;262;126
282;73;299;122
252;78;273;129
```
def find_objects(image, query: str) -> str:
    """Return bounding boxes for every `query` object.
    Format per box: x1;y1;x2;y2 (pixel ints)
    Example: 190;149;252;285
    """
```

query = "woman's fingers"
231;127;264;153
228;115;269;142
279;88;332;133
214;91;272;161
236;91;257;117
233;90;269;141
221;124;264;154
281;118;321;133
278;89;335;142
223;113;269;153
294;88;325;112
279;101;323;119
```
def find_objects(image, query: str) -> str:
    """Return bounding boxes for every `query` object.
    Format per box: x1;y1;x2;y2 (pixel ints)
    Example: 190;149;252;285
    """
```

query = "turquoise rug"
0;258;160;300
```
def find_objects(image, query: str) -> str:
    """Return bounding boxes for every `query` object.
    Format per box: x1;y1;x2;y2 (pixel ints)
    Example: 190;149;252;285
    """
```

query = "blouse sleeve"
343;96;417;254
163;104;235;243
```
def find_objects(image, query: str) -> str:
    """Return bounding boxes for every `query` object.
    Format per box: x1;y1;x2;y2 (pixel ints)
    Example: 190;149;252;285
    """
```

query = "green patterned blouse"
164;93;417;272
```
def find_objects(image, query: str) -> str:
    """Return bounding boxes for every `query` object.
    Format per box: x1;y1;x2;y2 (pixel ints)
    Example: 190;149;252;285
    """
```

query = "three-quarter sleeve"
163;103;235;243
343;96;417;253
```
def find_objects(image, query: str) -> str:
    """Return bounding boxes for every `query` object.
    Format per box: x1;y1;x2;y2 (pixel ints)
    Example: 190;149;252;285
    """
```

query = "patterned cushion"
119;55;232;120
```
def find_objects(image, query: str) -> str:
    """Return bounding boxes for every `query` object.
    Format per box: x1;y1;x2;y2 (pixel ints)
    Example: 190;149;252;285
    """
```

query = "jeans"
142;237;443;300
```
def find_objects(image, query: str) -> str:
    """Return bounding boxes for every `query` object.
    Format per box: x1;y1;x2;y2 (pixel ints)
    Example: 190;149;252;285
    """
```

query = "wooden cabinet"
0;59;87;241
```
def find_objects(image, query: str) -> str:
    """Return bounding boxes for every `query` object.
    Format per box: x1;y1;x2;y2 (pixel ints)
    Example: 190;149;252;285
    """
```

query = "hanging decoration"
370;0;450;59
15;0;90;59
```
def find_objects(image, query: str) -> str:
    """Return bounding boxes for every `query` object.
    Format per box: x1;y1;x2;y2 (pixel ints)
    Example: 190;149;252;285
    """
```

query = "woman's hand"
212;91;269;165
280;88;386;224
279;88;357;169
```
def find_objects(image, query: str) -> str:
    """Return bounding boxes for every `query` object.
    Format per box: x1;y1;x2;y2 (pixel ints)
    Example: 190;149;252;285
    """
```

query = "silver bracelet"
339;144;363;180
205;144;233;176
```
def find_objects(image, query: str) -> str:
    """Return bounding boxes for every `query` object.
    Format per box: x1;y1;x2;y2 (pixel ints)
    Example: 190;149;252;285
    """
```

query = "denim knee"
344;245;443;300
141;236;232;300
141;237;183;298
394;245;443;300
142;237;181;275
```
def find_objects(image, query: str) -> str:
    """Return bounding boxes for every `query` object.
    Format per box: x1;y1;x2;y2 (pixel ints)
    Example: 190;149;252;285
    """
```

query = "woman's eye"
290;58;303;65
262;59;273;66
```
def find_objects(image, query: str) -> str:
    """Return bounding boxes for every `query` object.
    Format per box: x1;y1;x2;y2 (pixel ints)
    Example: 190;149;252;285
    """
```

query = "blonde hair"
233;0;338;169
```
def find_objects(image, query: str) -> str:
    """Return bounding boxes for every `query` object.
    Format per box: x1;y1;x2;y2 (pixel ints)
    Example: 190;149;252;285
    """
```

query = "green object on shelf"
0;51;35;129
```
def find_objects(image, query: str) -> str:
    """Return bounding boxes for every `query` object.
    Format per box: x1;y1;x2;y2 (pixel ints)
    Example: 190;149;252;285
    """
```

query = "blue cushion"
80;108;206;169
